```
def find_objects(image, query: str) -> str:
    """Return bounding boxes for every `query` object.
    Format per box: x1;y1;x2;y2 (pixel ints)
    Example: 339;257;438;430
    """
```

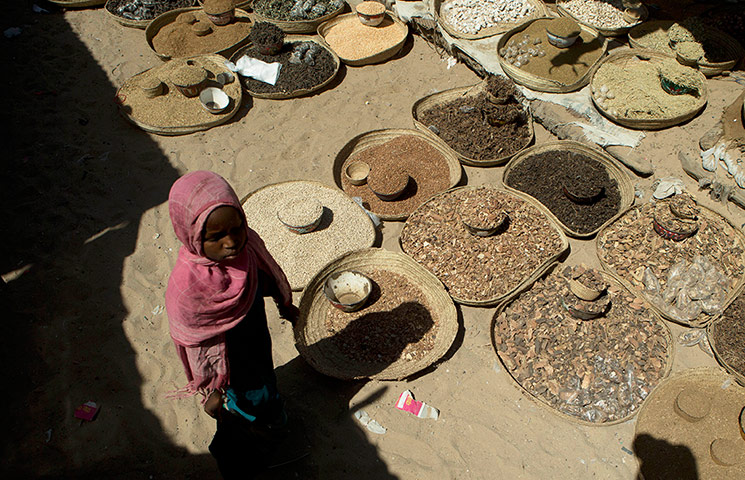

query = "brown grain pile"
341;135;451;218
323;16;407;61
151;10;251;58
400;187;566;303
494;266;671;423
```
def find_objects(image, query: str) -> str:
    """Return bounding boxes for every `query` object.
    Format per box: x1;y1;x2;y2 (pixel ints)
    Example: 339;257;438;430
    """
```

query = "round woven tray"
491;267;674;427
628;20;676;56
596;202;745;328
434;0;549;40
687;28;744;77
229;36;340;100
333;128;462;221
146;7;252;61
590;49;708;130
400;186;569;306
707;283;745;387
241;181;376;291
317;12;409;66
503;140;634;238
634;368;745;479
295;248;458;380
411;81;534;167
48;0;105;7
556;0;647;37
252;0;345;34
497;17;608;93
116;54;242;136
105;0;200;29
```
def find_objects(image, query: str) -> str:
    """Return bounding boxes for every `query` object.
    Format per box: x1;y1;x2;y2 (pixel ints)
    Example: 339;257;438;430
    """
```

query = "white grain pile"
441;0;536;35
561;0;638;29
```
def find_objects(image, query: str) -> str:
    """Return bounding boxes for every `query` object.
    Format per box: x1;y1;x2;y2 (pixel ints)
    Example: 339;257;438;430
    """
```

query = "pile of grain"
323;16;407;61
151;10;251;58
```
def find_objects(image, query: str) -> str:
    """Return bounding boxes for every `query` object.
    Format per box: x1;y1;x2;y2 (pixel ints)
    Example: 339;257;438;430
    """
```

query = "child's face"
202;206;247;262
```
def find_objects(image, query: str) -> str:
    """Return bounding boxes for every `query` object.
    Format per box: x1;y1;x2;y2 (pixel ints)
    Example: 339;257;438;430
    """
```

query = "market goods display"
336;130;461;220
597;193;745;327
435;0;547;40
230;37;340;99
413;76;533;167
709;286;745;385
295;249;458;380
493;265;673;425
628;20;675;56
253;0;345;33
557;0;646;36
503;141;631;238
400;186;568;306
318;12;408;66
116;54;242;135
498;18;606;93
241;181;376;291
146;7;252;60
635;369;745;479
48;0;105;7
667;17;744;77
106;0;198;28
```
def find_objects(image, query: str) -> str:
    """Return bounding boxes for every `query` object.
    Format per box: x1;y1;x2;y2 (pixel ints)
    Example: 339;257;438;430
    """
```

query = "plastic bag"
642;267;661;294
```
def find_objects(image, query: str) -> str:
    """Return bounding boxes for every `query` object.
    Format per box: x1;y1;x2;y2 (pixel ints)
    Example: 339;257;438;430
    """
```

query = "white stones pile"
500;33;546;68
561;0;636;29
441;0;536;35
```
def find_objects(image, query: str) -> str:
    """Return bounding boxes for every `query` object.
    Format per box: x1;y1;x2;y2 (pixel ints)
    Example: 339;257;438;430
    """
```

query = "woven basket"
333;128;462;221
48;0;105;7
252;0;345;33
691;28;744;77
317;13;408;66
146;7;252;61
491;267;674;427
503;140;634;238
116;54;242;135
497;18;607;93
411;81;534;167
596;203;745;328
634;368;745;480
707;284;745;387
199;0;252;9
556;0;647;37
434;0;549;40
590;49;708;130
295;248;458;380
230;36;340;99
400;186;570;306
628;20;675;56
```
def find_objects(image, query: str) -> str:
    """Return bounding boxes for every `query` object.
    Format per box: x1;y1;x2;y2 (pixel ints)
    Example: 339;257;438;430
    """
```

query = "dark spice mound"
106;0;197;21
505;150;621;234
417;78;531;161
711;289;745;377
255;0;342;21
250;21;284;46
238;42;335;94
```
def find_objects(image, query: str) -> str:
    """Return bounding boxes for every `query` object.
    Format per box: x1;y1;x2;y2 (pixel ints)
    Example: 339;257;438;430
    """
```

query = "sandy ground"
2;2;744;479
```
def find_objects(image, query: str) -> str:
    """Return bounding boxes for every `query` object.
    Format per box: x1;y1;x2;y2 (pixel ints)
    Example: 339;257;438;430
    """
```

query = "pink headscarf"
165;171;291;398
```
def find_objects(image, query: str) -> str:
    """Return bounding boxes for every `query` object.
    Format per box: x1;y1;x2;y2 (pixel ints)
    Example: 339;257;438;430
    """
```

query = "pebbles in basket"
494;265;672;424
254;0;343;21
441;0;536;36
561;0;643;30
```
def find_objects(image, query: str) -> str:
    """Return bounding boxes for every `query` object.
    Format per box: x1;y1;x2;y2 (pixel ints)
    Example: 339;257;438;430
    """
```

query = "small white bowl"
199;87;230;114
324;270;373;312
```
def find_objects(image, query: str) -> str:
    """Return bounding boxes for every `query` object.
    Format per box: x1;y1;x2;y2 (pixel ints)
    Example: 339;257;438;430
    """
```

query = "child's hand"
204;390;223;419
278;303;300;326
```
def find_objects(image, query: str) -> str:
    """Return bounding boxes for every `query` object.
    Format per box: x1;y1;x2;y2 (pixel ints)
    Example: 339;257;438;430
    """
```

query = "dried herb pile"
401;187;565;303
711;288;745;378
494;266;671;423
417;76;531;161
504;149;621;234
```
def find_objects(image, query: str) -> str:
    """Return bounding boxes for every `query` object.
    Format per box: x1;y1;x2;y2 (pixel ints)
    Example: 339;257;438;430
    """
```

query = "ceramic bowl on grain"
171;64;208;97
344;160;370;186
141;77;164;98
568;278;605;302
356;1;386;27
323;270;373;312
199;87;230;114
460;210;508;237
545;18;581;48
277;197;324;234
204;0;235;26
367;168;409;201
193;21;213;37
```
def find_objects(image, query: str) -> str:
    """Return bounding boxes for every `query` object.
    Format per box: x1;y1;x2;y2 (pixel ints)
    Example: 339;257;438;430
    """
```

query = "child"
165;171;299;479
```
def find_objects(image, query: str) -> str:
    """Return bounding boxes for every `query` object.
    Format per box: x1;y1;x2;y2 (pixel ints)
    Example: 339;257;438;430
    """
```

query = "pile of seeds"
107;0;197;21
711;288;745;378
237;41;336;94
341;135;451;217
597;199;745;324
325;268;438;367
151;10;251;58
504;149;621;234
417;76;531;161
323;16;407;61
255;0;343;21
400;187;565;303
441;0;535;35
629;21;675;55
560;0;640;30
669;18;732;64
249;21;284;47
494;265;671;423
499;18;603;85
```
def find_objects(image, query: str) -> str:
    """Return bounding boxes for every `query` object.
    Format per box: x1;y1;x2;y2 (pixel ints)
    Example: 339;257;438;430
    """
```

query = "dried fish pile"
598;199;745;324
325;269;438;367
494;265;671;423
400;187;565;303
441;0;536;35
561;0;639;30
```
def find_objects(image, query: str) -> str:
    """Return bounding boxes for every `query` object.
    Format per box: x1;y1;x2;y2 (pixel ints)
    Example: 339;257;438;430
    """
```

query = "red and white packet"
395;390;439;420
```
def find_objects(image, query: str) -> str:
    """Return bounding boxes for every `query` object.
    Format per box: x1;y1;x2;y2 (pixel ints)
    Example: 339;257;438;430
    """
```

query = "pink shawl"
165;171;291;398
